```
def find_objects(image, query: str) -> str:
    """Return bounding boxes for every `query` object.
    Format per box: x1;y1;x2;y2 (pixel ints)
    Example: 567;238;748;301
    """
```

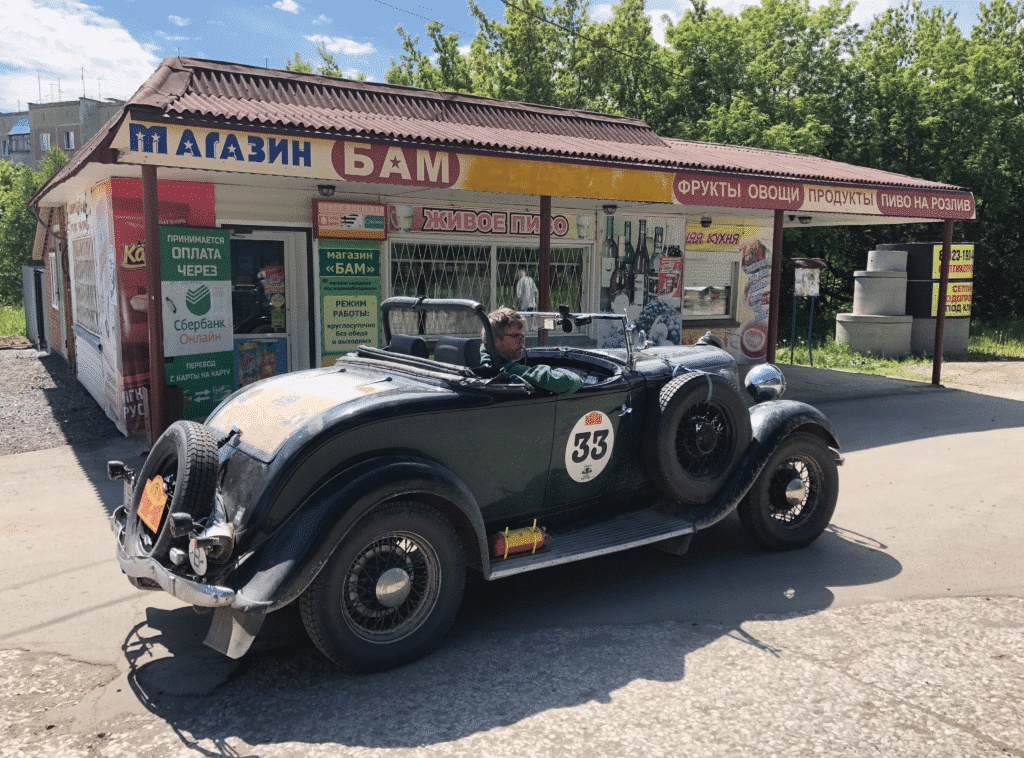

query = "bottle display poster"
160;225;234;419
319;239;381;365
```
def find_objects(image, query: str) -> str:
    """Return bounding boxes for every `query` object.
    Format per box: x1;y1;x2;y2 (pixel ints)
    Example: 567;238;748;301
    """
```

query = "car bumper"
111;484;236;608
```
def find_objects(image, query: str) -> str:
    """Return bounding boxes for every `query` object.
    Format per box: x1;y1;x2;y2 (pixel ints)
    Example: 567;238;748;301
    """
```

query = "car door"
543;368;647;512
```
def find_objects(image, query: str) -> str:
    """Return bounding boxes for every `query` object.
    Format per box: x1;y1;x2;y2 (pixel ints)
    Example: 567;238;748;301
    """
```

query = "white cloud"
273;0;301;13
305;34;375;56
0;0;160;110
168;14;190;27
312;14;332;25
458;43;472;56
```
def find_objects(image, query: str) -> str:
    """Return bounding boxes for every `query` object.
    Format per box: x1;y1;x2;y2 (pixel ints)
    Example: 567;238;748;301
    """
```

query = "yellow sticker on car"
138;476;167;533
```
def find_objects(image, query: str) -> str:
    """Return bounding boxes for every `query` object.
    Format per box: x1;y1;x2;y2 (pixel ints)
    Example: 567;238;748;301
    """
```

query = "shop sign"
684;224;744;251
931;244;974;279
674;174;803;210
160;226;234;418
314;200;386;240
113;116;975;221
319;239;381;364
386;204;595;241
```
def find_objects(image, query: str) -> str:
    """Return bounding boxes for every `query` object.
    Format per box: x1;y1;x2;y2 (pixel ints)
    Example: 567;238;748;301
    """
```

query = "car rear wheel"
647;372;752;506
299;502;466;673
127;420;219;561
737;433;839;550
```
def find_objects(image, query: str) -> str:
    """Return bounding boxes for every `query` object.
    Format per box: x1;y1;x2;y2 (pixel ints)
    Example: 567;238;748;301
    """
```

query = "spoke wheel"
340;531;441;643
647;372;752;506
300;502;466;673
738;433;839;551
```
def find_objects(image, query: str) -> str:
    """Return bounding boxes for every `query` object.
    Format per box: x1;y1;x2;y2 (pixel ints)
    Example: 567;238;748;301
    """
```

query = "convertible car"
109;297;841;672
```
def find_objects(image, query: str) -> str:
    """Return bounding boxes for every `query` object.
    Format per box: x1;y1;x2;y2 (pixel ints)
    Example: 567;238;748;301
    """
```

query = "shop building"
30;57;976;439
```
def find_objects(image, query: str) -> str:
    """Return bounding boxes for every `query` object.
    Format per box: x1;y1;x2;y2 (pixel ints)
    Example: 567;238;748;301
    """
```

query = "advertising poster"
110;179;216;433
319;239;381;365
314;200;386;240
160;226;234;419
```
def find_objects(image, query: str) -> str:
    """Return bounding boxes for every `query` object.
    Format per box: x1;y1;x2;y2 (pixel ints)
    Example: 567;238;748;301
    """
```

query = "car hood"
207;364;443;460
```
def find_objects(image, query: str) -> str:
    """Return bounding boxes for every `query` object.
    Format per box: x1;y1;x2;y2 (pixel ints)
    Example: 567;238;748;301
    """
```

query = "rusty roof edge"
127;56;194;110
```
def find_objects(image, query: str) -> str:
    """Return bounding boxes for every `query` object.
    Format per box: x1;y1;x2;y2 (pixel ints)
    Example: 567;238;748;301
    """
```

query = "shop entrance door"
230;231;309;388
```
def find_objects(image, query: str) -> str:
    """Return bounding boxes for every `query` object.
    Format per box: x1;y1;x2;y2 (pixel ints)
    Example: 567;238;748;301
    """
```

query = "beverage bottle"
602;216;618;310
650;225;664;298
634;220;650;306
622;221;635;303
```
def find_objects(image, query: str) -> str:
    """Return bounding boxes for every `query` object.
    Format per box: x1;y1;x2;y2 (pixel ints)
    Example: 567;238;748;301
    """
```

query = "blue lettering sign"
129;124;168;154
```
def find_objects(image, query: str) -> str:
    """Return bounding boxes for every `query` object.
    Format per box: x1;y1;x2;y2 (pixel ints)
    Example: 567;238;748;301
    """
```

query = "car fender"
228;455;489;613
671;399;840;532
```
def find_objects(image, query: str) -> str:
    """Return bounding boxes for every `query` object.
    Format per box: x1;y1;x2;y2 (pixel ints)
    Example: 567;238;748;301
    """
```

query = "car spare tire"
647;372;752;506
128;420;219;562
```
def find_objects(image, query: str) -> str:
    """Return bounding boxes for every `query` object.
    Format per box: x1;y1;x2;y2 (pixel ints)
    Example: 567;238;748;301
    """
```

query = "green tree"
0;148;68;305
285;45;368;80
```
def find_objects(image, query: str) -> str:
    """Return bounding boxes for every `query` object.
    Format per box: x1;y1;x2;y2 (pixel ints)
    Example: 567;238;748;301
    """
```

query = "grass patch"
776;318;1024;372
0;305;26;338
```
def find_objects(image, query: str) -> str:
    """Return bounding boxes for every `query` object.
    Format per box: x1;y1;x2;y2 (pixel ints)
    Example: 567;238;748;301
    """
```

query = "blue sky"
1;0;988;113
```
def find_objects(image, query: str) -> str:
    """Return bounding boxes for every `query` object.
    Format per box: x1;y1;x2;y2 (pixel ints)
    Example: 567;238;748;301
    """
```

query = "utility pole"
56;75;64;102
81;67;86;98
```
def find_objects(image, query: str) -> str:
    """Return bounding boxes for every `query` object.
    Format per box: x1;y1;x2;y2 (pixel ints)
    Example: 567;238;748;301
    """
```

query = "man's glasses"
499;332;525;344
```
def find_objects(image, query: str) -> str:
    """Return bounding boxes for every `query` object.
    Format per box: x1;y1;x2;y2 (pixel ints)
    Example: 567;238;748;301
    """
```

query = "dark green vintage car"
110;297;841;672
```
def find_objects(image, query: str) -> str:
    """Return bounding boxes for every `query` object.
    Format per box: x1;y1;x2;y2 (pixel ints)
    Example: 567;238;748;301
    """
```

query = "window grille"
387;240;588;337
70;237;99;335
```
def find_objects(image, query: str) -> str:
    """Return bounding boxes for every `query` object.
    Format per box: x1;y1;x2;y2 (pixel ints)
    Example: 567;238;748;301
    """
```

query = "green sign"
319;240;381;364
160;226;233;418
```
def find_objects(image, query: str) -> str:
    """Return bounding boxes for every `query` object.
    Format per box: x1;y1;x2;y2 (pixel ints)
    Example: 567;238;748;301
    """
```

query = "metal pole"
538;195;551;346
807;295;816;367
143;165;166;444
931;218;954;385
790;294;797;364
768;210;784;364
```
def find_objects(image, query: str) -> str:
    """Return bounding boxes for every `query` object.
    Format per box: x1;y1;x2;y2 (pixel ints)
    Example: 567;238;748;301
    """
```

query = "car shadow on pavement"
121;517;900;753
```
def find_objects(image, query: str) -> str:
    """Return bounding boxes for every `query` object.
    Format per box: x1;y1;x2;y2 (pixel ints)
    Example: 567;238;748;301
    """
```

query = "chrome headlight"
745;363;786;402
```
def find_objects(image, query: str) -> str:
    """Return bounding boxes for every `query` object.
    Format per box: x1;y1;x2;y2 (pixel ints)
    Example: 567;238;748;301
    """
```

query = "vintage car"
109;297;841;672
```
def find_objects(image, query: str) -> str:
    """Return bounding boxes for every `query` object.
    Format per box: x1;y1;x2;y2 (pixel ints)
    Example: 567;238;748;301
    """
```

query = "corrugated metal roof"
37;56;971;201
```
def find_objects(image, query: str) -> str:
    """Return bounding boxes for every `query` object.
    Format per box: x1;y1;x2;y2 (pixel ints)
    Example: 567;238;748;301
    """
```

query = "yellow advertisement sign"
932;244;974;279
932;281;973;318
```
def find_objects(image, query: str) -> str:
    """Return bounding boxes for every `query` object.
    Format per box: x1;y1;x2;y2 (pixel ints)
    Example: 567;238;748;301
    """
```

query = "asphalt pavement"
1;366;1022;758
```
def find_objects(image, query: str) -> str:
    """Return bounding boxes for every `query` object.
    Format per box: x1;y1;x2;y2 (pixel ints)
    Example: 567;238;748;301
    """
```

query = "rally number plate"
138;476;168;534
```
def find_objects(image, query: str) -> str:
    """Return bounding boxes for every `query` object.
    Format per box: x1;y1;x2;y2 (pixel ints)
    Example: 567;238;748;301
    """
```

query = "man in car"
480;307;584;395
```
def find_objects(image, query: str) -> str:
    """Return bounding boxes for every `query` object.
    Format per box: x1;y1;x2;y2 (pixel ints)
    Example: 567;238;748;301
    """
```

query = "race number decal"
565;411;615;483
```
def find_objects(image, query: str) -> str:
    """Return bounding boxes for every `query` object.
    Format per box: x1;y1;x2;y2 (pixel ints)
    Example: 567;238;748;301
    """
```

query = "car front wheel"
738;433;839;551
299;502;466;673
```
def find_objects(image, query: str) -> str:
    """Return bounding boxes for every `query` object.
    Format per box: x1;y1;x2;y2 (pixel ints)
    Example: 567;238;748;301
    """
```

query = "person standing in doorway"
513;268;539;312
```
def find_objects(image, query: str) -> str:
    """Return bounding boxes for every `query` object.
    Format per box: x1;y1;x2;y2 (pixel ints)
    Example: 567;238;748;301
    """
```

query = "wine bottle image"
622;221;635;303
601;216;618;311
649;225;664;299
634;219;650;307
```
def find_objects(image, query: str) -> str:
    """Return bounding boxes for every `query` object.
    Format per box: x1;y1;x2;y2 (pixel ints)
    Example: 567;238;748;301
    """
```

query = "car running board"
486;506;695;580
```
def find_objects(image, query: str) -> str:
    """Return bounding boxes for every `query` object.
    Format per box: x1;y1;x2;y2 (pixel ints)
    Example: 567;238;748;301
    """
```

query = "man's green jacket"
479;345;583;395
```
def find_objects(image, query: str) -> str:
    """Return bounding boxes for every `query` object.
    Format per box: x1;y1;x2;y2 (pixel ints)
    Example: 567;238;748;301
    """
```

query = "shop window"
388;242;586;336
49;252;59;309
681;258;738;319
230;239;285;334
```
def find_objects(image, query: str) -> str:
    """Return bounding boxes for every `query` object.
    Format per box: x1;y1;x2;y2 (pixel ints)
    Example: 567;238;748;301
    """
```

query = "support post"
58;207;76;371
931;218;954;385
143;165;167;444
538;195;551;346
768;209;785;364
